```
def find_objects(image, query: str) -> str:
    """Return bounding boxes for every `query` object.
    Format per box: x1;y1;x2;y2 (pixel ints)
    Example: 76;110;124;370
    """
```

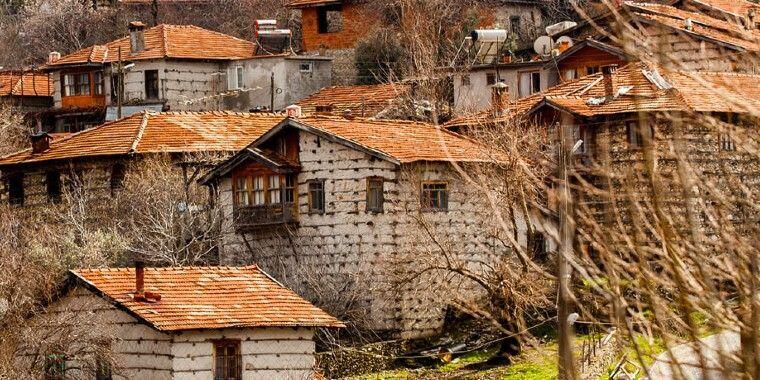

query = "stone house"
199;111;550;338
0;70;53;129
17;264;342;379
42;22;331;133
0;111;284;208
451;61;759;241
451;0;759;114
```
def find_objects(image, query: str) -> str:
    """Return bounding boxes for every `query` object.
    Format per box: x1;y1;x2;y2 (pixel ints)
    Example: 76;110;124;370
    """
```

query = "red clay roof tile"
297;83;411;117
70;266;344;331
0;71;52;97
49;24;257;67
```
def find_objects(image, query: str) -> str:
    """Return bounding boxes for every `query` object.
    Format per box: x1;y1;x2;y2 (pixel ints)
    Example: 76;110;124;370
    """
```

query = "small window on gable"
366;177;384;213
587;66;600;75
421;182;448;211
46;171;62;203
720;133;736;151
300;62;313;73
308;180;325;214
44;353;66;380
461;75;471;86
317;5;343;34
7;173;24;206
213;340;241;380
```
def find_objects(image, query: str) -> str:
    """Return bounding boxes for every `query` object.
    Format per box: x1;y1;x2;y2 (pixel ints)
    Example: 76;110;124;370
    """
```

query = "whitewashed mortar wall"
19;288;320;379
217;130;521;337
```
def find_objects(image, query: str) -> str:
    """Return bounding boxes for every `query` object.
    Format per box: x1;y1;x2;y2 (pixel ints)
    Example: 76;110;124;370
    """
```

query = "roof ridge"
129;111;152;154
161;24;169;58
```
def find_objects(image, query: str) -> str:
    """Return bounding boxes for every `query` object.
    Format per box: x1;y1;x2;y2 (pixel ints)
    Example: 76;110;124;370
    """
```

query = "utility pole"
557;117;578;380
117;47;123;120
270;72;275;112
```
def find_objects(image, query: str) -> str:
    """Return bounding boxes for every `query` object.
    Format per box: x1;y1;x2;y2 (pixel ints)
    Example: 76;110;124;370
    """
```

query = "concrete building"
17;265;342;379
199;113;550;338
42;22;331;133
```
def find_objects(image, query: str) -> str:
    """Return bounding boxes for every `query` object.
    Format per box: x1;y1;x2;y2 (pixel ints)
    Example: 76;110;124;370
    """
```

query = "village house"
0;111;285;207
42;21;331;133
0;70;53;129
199;109;551;338
449;61;759;240
296;82;412;118
18;264;342;379
452;0;759;114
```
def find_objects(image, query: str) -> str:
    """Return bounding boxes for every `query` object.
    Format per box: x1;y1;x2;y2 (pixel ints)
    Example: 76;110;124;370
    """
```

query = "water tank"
470;29;508;43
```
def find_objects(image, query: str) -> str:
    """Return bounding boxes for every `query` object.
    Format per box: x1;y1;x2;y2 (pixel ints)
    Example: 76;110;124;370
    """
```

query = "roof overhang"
287;0;343;9
542;39;629;70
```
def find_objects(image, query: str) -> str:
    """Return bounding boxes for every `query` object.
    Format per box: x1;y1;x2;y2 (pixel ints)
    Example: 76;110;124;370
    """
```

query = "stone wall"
217;129;523;338
17;287;320;380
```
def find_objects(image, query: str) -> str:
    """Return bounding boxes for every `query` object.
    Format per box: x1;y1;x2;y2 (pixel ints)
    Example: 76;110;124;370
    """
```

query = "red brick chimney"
129;21;146;54
491;82;509;116
30;132;52;154
134;260;145;297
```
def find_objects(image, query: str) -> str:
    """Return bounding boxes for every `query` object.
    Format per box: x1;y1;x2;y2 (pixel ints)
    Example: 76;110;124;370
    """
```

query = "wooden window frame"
720;133;736;151
284;174;296;204
366;177;385;213
62;72;98;97
486;72;497;86
518;70;541;97
252;175;266;205
235;66;244;90
308;179;326;214
509;15;522;35
233;173;295;207
420;181;448;212
626;121;654;150
213;339;242;380
268;174;282;204
93;71;104;96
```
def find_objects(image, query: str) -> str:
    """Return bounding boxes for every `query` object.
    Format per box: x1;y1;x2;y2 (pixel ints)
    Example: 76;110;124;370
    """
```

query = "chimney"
342;109;355;120
285;104;302;118
602;64;618;97
491;81;509;116
128;21;146;54
30;132;52;154
47;52;61;64
134;260;145;297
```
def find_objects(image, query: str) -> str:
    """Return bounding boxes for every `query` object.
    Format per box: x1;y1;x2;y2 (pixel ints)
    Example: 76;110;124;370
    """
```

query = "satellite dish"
557;36;574;48
534;36;554;56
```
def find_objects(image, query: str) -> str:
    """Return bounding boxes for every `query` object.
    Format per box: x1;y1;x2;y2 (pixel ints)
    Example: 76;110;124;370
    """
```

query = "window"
510;15;522;35
252;176;265;205
236;66;244;89
213;340;241;380
7;173;24;206
586;66;600;75
284;175;296;203
93;71;104;95
299;62;313;73
421;182;448;211
44;353;66;380
529;231;548;262
144;70;159;100
110;164;126;196
461;75;471;86
308;180;325;214
720;133;736;151
62;73;91;97
235;177;250;206
46;172;62;203
626;121;653;149
77;73;90;95
317;5;343;33
111;74;122;103
486;72;497;85
518;71;541;97
268;175;282;204
563;69;577;81
572;125;588;155
366;178;384;213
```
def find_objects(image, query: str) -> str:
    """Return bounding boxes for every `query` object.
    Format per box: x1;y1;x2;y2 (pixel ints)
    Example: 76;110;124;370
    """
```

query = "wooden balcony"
233;203;297;232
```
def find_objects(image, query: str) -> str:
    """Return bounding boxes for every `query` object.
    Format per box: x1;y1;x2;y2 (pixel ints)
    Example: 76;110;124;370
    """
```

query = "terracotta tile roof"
447;61;760;126
0;111;283;167
689;0;759;17
48;24;257;67
295;116;494;163
626;2;760;51
70;266;344;331
0;71;52;97
297;83;411;117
